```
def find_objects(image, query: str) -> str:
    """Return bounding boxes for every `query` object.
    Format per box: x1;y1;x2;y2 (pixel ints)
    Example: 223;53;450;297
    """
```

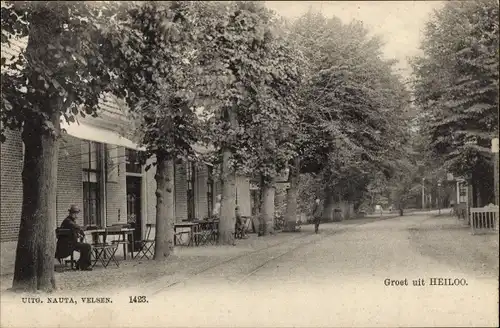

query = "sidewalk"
0;229;314;294
1;218;391;294
408;214;499;278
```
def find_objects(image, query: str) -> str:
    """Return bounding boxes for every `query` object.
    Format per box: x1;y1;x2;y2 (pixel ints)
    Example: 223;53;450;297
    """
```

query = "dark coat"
55;216;84;259
312;202;322;219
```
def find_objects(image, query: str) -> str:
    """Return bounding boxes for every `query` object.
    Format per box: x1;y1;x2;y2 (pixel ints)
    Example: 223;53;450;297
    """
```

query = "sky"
265;1;445;77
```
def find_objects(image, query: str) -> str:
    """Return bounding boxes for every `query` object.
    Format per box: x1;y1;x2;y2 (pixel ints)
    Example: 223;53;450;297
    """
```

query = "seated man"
55;205;92;271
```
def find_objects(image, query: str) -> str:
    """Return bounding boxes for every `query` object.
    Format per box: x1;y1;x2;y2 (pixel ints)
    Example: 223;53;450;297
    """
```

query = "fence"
470;206;499;235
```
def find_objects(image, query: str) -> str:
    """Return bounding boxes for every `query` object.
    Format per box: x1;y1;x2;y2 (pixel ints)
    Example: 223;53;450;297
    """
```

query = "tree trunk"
260;176;275;236
274;186;286;217
154;155;175;260
12;112;60;293
219;147;236;244
219;106;239;244
345;202;353;220
284;158;299;232
471;178;480;207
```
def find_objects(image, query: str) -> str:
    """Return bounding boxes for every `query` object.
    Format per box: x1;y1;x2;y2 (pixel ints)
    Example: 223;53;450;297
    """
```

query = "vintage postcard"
1;1;498;327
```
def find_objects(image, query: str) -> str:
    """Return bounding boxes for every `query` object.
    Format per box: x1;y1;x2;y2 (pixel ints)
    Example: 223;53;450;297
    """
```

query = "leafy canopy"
288;10;411;200
1;1;125;140
412;0;499;179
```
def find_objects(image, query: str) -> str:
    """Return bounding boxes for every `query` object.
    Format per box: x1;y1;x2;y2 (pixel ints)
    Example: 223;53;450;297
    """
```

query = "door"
126;176;142;251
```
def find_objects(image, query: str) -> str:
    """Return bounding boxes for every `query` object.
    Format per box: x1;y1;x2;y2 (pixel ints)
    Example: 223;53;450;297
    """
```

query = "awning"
61;120;145;151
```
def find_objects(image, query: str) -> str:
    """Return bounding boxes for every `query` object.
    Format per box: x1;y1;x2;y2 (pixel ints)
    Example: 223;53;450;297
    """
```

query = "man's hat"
68;205;81;213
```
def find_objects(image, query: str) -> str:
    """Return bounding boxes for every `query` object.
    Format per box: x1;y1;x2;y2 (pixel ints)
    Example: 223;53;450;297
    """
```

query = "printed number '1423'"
129;296;148;303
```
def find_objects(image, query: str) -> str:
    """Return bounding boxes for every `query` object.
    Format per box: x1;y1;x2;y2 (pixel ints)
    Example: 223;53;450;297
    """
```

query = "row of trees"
412;0;499;207
1;1;411;292
356;0;499;212
282;12;412;219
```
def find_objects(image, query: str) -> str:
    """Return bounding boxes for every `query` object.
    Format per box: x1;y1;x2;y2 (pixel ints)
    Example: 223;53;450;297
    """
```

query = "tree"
194;1;304;242
412;0;499;206
235;24;305;235
365;171;389;210
387;145;421;215
110;1;206;259
285;10;410;222
1;1;124;292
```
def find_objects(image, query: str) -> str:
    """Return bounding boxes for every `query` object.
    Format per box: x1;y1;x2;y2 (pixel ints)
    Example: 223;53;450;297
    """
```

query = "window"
187;162;195;220
207;165;214;218
127;193;137;224
106;145;119;182
125;148;142;173
82;141;102;227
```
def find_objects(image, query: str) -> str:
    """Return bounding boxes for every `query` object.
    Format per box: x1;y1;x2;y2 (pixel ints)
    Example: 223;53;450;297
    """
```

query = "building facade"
0;115;253;243
0;33;253;245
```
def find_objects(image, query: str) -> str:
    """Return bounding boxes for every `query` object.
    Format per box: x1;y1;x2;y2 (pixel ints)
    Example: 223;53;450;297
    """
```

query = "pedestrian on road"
55;205;92;271
312;198;322;234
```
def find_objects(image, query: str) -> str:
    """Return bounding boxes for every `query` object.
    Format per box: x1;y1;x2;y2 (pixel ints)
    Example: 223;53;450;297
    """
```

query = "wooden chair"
234;222;244;239
108;224;130;258
194;221;213;246
210;220;220;244
55;228;77;270
174;231;185;246
91;229;119;268
136;223;155;260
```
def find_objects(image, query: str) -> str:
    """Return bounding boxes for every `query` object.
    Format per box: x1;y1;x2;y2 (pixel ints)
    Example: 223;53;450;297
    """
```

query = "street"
2;213;497;327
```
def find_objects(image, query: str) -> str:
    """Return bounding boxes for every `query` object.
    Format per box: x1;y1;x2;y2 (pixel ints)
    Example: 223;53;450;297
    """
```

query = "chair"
108;224;130;259
174;223;193;246
55;228;77;270
234;216;247;239
234;222;244;239
174;230;190;246
91;229;119;268
136;223;155;260
194;221;213;246
210;220;220;245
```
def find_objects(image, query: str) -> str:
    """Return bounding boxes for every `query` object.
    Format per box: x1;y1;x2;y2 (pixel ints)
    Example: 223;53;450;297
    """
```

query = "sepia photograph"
0;1;498;327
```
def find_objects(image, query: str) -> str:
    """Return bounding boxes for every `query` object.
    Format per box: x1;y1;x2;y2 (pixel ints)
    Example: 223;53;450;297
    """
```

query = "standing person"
312;198;322;234
55;205;92;271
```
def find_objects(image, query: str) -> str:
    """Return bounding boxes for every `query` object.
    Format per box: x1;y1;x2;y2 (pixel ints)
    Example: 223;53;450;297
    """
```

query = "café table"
174;222;200;246
105;227;135;260
83;229;105;244
86;227;136;260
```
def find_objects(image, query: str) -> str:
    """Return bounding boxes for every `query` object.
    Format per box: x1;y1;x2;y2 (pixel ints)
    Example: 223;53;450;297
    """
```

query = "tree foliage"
194;2;305;179
412;0;499;185
288;10;410;206
111;1;203;162
1;1;124;141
